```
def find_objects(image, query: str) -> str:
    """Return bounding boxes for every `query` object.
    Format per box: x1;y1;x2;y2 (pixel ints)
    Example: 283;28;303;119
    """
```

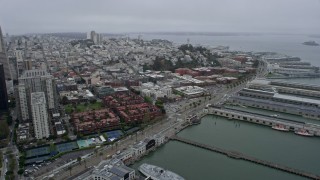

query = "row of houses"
104;92;162;124
71;109;120;134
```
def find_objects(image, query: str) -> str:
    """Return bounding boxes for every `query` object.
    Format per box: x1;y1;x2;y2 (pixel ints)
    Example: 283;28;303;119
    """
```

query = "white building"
15;50;23;61
175;86;206;97
153;134;165;146
17;69;55;120
131;141;146;158
88;30;102;45
17;84;29;121
76;159;135;180
31;92;50;139
140;82;172;99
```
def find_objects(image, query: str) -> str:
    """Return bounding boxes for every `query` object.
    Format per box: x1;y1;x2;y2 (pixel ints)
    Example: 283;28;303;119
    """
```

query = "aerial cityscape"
0;0;320;180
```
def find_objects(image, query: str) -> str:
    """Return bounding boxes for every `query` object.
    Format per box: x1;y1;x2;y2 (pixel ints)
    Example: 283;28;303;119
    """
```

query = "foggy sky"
0;0;320;35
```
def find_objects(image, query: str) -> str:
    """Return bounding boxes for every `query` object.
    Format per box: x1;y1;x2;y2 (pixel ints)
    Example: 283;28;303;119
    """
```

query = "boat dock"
202;107;320;136
170;135;320;180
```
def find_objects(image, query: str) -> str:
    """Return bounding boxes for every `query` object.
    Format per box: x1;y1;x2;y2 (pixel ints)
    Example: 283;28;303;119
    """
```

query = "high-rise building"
17;69;55;121
0;64;8;110
0;26;11;80
8;57;18;81
88;30;102;45
86;32;91;39
15;50;23;61
17;84;29;120
31;92;50;139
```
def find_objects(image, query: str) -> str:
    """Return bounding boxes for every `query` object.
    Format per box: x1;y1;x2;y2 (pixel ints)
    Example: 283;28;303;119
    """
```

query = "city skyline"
1;1;320;179
1;0;320;35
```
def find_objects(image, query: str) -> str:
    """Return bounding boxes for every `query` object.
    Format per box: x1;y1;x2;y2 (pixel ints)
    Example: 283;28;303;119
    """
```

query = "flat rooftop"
273;93;320;106
175;86;205;95
31;92;46;105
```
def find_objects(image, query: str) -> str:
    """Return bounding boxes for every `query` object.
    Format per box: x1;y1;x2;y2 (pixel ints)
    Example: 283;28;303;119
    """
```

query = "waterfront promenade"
171;135;320;180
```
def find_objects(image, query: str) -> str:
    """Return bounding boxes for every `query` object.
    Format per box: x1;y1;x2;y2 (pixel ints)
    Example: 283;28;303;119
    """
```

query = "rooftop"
175;86;206;95
31;92;46;105
273;93;320;106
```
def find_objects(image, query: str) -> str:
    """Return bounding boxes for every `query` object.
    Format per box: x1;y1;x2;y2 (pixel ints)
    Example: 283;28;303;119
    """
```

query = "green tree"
6;115;13;126
61;96;68;105
84;159;87;168
68;166;72;176
18;169;24;175
77;156;82;165
144;96;152;103
143;111;151;124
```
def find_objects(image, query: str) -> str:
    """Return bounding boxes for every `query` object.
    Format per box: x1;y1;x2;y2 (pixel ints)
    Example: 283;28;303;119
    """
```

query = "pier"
170;135;320;180
202;107;320;136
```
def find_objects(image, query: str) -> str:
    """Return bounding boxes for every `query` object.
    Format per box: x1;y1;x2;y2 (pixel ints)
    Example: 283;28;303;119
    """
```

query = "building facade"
17;69;55;121
0;64;8;110
31;92;50;139
0;26;11;80
17;84;29;120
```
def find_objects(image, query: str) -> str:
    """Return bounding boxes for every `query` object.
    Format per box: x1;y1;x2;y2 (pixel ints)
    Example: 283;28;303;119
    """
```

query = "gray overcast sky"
0;0;320;35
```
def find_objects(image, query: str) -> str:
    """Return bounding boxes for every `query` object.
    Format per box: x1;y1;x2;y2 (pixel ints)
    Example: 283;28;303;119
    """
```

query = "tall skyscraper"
88;30;102;45
31;92;50;139
0;64;8;110
0;26;12;80
17;69;55;121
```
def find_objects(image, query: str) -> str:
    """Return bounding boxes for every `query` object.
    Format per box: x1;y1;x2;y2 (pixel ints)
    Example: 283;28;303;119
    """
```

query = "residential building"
71;109;120;134
0;64;8;110
31;92;50;139
88;31;102;45
17;84;29;120
0;26;11;80
17;69;55;121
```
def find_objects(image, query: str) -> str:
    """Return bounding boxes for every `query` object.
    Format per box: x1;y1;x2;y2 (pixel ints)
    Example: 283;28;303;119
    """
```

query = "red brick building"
71;109;120;134
175;68;200;77
104;92;162;124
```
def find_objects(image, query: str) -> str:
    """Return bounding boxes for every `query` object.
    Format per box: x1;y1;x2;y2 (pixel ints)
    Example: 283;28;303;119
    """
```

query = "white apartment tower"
31;92;50;139
18;84;29;120
0;26;12;80
15;50;23;61
88;30;102;45
17;69;55;121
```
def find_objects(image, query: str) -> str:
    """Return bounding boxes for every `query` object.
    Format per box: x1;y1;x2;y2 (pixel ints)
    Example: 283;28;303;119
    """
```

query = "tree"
84;159;87;168
143;111;151;124
68;165;73;176
115;142;119;150
6;115;13;126
18;169;24;175
61;96;68;105
144;96;152;104
77;156;82;165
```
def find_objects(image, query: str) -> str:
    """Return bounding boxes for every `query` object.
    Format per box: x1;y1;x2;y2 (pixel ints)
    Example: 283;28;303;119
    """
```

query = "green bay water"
131;116;320;180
